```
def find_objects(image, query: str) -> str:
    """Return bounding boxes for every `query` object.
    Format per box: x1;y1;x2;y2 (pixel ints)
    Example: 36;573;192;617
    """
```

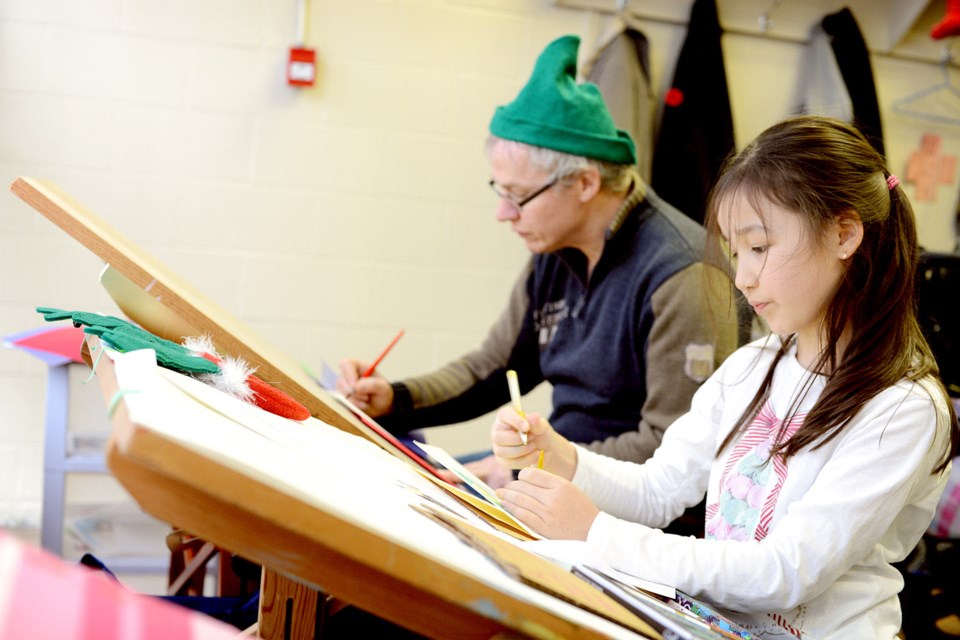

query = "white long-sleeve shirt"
573;336;953;639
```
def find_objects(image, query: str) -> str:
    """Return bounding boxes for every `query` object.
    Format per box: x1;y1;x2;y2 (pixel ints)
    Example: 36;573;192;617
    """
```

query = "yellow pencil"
505;370;528;445
537;449;544;470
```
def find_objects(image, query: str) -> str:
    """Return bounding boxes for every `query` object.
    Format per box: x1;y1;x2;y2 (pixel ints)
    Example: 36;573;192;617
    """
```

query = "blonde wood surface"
103;425;513;638
258;570;320;640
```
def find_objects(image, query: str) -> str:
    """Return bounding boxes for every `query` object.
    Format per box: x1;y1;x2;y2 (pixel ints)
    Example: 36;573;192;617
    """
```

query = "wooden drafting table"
88;338;659;639
10;177;659;639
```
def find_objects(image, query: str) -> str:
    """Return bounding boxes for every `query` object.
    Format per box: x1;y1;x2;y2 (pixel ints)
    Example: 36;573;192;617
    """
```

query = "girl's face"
720;192;847;362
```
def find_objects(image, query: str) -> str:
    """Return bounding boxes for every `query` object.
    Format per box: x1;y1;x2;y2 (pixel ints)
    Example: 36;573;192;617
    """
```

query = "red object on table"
3;325;86;366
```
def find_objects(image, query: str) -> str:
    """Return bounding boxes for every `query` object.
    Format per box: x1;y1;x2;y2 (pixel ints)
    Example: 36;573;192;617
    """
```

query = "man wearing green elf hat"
339;35;744;517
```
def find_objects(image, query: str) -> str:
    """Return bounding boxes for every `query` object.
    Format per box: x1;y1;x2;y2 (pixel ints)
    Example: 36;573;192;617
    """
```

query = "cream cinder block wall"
0;0;592;527
1;0;957;528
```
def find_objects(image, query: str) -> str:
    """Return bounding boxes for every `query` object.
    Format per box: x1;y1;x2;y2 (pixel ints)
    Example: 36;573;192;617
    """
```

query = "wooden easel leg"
258;568;322;640
166;529;212;596
168;541;216;596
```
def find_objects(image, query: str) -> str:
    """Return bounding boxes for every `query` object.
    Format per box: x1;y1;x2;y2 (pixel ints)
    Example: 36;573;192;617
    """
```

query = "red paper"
4;325;86;366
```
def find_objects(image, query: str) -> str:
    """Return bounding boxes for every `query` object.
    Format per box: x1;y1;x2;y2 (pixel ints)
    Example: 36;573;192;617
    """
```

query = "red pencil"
362;329;405;378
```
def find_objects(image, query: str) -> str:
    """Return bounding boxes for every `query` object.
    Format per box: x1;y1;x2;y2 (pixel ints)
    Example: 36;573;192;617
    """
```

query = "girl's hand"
495;467;600;540
490;407;578;480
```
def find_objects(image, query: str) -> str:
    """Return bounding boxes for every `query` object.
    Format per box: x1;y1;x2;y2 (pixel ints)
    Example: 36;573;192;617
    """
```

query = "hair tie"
887;174;900;190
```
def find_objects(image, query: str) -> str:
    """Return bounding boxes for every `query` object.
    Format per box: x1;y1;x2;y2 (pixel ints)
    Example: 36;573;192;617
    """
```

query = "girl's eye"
752;245;768;255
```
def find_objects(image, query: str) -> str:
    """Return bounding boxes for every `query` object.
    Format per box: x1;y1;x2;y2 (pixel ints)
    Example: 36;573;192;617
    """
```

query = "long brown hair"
705;116;958;473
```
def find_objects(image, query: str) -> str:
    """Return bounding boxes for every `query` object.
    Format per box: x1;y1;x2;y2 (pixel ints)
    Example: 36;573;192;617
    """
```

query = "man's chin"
522;239;549;254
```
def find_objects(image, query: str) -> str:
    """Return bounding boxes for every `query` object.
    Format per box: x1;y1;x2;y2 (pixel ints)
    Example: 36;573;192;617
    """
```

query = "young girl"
492;116;959;639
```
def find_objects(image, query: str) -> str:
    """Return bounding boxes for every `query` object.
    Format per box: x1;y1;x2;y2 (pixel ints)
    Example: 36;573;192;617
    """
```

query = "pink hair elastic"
887;174;900;190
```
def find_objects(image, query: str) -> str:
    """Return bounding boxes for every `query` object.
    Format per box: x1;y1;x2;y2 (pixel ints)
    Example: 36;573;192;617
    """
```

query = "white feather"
184;334;257;403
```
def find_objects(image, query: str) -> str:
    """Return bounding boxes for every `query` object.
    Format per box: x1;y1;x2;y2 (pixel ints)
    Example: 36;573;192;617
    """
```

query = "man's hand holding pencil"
336;329;404;417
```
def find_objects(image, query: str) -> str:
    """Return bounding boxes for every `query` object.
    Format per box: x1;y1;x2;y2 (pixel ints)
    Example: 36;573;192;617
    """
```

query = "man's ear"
577;166;602;202
836;210;864;258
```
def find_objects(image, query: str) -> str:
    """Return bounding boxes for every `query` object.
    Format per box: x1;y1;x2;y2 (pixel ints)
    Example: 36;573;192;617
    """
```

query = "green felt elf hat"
489;34;636;165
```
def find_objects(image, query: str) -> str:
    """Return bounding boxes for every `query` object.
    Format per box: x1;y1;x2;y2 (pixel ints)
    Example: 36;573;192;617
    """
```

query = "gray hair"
485;135;634;193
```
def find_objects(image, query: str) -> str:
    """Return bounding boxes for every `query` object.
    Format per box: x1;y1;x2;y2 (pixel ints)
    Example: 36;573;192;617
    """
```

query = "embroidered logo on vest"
534;299;569;346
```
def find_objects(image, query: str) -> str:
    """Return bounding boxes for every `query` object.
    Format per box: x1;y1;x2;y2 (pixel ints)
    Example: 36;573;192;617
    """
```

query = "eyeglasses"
488;176;558;212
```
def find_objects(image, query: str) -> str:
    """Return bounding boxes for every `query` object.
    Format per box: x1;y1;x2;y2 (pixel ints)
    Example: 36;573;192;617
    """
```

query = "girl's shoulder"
883;372;953;420
848;375;954;468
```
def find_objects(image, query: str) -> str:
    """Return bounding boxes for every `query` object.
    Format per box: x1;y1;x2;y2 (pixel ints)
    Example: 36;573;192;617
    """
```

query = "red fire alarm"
287;46;316;87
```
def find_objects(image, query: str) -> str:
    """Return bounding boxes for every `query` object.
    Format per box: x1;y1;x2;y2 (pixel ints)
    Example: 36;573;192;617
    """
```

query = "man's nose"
495;200;519;222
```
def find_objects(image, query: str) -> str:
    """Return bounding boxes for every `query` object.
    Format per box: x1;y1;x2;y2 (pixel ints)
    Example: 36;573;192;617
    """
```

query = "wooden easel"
10;177;660;640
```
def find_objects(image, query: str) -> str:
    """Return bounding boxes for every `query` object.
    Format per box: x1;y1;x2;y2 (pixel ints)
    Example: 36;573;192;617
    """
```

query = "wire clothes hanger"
892;44;960;126
605;0;644;40
584;0;644;72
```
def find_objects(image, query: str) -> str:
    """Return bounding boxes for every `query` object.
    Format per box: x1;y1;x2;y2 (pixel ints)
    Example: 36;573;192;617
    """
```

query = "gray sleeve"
582;263;739;462
401;258;534;410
